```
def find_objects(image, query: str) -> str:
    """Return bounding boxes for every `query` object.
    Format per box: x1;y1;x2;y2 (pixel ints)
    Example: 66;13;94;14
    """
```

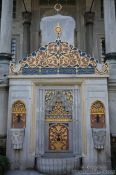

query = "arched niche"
12;100;26;128
45;89;73;153
90;100;105;128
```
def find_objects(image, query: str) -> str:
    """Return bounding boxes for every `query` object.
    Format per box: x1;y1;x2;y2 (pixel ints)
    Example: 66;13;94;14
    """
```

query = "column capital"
22;11;31;24
84;12;95;25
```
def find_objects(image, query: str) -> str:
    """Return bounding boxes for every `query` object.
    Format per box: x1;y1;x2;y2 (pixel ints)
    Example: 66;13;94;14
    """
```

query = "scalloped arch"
12;100;26;128
90;100;105;128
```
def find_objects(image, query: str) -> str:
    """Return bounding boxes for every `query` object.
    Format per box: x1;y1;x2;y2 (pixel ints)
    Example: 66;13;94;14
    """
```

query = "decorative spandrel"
12;100;26;128
49;123;69;151
45;90;73;122
90;101;105;128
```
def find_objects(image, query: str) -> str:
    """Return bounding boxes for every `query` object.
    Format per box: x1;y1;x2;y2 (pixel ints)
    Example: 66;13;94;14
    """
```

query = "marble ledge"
8;74;109;79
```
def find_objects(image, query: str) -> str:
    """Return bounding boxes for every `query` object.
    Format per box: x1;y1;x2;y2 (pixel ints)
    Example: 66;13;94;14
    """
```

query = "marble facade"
6;75;111;173
6;34;111;173
0;0;116;174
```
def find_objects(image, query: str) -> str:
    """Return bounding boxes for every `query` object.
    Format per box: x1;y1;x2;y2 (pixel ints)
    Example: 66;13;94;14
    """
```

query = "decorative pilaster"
22;12;31;57
84;12;95;56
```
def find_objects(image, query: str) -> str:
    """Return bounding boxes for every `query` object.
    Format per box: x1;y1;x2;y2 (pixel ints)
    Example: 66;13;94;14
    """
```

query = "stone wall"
11;0;104;61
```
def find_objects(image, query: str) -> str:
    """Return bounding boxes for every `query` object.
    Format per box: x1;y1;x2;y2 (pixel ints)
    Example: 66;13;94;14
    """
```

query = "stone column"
84;12;95;56
22;12;31;57
103;0;116;77
0;0;13;155
0;0;13;77
104;0;116;59
0;0;13;81
31;0;40;51
0;0;13;54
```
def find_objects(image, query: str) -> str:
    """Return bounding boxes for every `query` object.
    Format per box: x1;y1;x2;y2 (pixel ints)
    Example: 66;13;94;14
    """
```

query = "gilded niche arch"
12;100;26;128
45;90;73;122
90;101;105;128
45;90;73;151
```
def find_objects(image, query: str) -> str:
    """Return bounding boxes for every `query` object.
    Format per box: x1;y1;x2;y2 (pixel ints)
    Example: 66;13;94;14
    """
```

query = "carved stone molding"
84;12;95;25
92;128;106;150
10;128;25;150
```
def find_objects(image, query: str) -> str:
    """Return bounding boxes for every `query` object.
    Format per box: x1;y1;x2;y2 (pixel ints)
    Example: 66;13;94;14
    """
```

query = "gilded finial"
54;23;62;38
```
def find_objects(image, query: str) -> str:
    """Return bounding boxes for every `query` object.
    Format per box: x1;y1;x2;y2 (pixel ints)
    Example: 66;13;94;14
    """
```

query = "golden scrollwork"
50;101;69;116
49;123;69;150
45;101;72;122
21;41;97;68
95;63;109;75
45;90;73;122
9;36;109;75
91;101;105;114
9;39;99;74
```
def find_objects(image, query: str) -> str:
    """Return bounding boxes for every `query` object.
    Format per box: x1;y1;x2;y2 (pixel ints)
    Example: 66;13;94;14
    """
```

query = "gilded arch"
12;100;26;128
90;100;105;128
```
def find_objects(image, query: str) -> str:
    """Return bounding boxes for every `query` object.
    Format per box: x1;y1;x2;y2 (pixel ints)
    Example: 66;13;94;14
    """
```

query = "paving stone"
5;170;115;175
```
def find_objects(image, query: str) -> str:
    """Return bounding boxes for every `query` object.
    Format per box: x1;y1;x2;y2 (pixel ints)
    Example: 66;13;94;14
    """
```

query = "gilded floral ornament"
10;62;22;74
9;38;109;75
95;62;109;75
45;90;72;122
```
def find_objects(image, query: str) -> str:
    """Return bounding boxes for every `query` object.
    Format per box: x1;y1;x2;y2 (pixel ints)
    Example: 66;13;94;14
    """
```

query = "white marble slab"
40;14;75;46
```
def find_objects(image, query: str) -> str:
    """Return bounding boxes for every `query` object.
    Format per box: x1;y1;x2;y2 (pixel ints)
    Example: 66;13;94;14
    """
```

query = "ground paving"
5;170;44;175
5;170;115;175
